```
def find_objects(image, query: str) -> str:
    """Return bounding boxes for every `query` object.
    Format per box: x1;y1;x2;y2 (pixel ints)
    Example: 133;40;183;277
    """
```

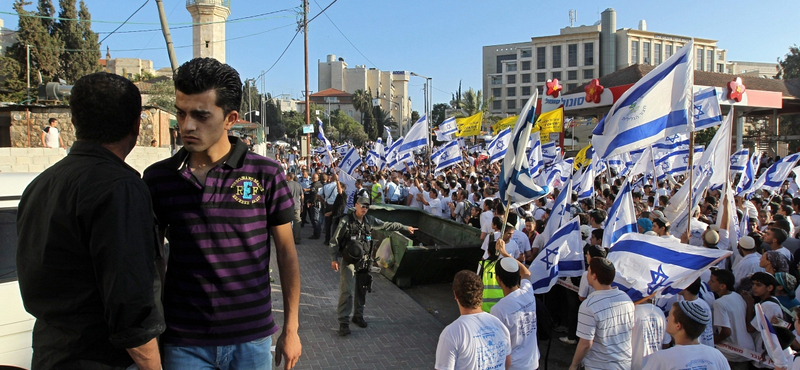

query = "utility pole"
155;0;179;74
303;0;311;168
26;44;30;102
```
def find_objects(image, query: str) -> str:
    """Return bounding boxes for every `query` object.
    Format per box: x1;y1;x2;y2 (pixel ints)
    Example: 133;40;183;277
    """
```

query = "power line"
98;0;149;44
307;0;338;24
262;30;300;76
311;0;376;68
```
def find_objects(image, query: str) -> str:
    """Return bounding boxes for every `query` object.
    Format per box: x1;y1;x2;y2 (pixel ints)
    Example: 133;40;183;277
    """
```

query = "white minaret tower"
186;0;230;63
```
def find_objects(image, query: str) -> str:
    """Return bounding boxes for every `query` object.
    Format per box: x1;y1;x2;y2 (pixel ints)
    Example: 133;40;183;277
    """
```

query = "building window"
522;86;531;96
631;41;639;64
584;42;594;66
507;75;516;84
654;43;662;65
717;63;725;73
536;47;546;69
568;70;577;81
537;72;546;82
507;87;516;97
568;44;578;67
583;69;594;80
493;100;502;110
536;86;544;94
520;48;532;58
552;45;562;68
567;83;577;91
717;51;724;60
491;76;502;85
492;88;502;98
643;42;651;65
665;44;673;58
696;48;704;70
506;62;517;72
552;71;561;81
521;74;531;83
507;100;516;110
521;61;531;71
707;50;714;72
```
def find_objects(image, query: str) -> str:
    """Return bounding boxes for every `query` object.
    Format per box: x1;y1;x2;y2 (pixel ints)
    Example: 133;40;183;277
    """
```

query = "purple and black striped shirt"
143;137;294;346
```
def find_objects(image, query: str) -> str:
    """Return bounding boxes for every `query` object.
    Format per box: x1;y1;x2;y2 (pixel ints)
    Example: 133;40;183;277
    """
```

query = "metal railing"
186;0;230;8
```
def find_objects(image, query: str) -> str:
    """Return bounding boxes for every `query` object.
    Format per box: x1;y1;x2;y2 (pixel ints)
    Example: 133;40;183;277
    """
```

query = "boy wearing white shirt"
679;278;715;348
421;188;442;217
743;272;784;369
709;269;754;369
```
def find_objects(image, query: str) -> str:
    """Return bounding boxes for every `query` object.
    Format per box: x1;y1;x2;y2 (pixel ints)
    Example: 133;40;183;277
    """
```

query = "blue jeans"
163;336;272;370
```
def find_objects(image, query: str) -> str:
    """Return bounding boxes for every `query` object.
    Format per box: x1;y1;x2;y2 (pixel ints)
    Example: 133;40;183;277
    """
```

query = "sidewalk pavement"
268;209;445;369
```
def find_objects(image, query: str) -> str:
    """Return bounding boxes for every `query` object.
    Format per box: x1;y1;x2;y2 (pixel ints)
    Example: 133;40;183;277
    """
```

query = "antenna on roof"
569;9;577;27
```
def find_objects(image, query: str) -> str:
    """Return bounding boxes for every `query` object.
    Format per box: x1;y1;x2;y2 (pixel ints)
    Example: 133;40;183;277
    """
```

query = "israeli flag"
602;178;637;249
730;148;749;174
752;152;800;192
385;137;403;163
655;146;704;181
754;303;792;368
366;150;385;169
627;146;655;179
385;126;393;147
487;128;512;163
337;168;357;209
542;141;558;164
432;140;462;172
316;118;332;151
540;174;572;242
606;153;628;176
609;233;731;301
693;87;723;132
374;138;385;158
339;147;362;175
439;116;458;139
737;151;761;196
335;144;349;155
314;146;328;155
528;131;544;175
388;152;413;172
591;40;695;159
575;162;595;200
399;115;428;155
652;133;690;152
529;217;585;294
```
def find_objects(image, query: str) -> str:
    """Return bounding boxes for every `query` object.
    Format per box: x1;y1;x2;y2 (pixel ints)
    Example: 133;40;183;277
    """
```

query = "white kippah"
499;257;519;273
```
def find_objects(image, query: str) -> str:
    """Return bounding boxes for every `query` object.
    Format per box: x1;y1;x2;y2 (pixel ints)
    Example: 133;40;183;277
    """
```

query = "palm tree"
460;88;492;116
351;89;373;125
372;107;396;140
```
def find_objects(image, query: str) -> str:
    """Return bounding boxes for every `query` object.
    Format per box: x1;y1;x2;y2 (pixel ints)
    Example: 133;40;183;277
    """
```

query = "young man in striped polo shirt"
143;58;301;369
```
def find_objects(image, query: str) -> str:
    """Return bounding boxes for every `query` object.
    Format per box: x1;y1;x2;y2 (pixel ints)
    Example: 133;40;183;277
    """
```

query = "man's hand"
408;226;418;234
324;212;332;217
496;239;510;258
331;261;339;271
275;329;302;370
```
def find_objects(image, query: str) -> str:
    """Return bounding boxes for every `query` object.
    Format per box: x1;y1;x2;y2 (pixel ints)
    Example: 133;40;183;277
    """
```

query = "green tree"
239;79;260;121
282;111;305;139
372;106;395;139
76;0;100;77
38;0;57;34
460;88;492;116
330;110;368;145
432;103;449;126
0;56;26;102
777;45;800;79
7;0;63;87
56;0;82;82
146;79;175;111
410;111;420;125
264;94;284;140
351;88;377;139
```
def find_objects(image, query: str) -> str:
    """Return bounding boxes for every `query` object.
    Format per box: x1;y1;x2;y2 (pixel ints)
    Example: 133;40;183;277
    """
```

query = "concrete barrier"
0;146;172;175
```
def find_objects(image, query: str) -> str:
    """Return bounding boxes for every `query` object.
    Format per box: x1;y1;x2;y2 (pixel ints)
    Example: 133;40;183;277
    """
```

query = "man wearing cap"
330;195;417;336
490;241;539;370
732;236;764;290
569;258;635;370
642;301;728;369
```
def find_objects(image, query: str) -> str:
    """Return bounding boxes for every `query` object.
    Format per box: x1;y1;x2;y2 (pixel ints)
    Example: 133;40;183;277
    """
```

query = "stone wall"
0;146;171;174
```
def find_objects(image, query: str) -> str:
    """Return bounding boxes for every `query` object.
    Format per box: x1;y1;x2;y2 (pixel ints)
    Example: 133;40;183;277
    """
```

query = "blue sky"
3;0;799;113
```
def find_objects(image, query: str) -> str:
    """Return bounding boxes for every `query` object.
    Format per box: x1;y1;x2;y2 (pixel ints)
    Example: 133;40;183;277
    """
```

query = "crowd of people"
277;137;800;369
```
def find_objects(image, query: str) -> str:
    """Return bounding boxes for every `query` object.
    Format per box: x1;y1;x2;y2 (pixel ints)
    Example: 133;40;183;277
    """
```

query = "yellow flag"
574;144;592;170
456;112;483;137
534;107;563;143
492;115;518;135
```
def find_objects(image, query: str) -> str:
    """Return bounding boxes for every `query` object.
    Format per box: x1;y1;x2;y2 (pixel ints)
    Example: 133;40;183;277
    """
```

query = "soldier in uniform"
330;195;417;336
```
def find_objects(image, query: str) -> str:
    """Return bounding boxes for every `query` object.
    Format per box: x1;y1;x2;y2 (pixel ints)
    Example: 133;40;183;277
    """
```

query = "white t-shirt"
631;303;670;370
435;312;511;370
480;211;494;235
576;288;636;370
425;198;443;216
532;208;546;221
481;233;519;260
732;253;764;290
776;246;793;262
440;195;452;218
489;279;539;370
408;186;423;209
642;344;730;370
578;270;594;299
713;292;755;362
510;229;531;253
44;126;60;148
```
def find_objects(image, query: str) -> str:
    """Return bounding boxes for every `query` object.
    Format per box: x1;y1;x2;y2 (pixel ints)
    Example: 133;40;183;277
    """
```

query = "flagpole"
686;131;695;229
649;145;658;189
500;195;514;237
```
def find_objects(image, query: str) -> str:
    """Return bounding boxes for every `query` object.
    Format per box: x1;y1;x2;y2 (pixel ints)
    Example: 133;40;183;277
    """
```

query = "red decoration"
584;79;604;104
546;79;563;98
727;77;746;102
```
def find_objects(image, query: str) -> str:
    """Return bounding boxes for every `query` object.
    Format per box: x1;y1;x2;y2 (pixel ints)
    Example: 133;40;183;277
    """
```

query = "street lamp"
410;72;432;149
242;110;260;121
373;94;405;138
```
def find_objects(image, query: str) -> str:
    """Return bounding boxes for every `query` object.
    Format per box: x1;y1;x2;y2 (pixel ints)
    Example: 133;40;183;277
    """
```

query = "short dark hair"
174;57;242;116
583;244;606;258
589;257;615;285
591;228;604;241
670;302;707;340
781;204;793;216
750;272;778;295
770;227;788;245
684;277;702;295
70;72;141;143
48;117;57;124
453;270;482;309
711;269;735;292
589;210;606;224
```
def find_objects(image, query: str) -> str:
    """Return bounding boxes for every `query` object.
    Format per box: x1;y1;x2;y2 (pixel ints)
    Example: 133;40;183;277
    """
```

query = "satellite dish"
338;57;344;62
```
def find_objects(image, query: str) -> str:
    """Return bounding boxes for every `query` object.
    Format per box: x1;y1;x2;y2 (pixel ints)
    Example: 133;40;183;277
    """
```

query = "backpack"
458;200;476;223
337;213;372;265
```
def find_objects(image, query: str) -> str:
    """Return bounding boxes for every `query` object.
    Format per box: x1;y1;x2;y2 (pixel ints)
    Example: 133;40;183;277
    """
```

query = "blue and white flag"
399;115;428;155
339;146;362;175
591;40;695;159
606;153;629;177
542;141;558;164
366;150;385;169
437;116;458;141
530;217;585;294
575;162;595;200
608;233;731;300
316;118;332;151
498;91;550;207
540;174;572;242
652;133;690;152
385;126;393;147
752;152;800;192
755;303;792;368
432;139;463;172
487;128;512;163
388;152;413;172
730;148;749;174
337;168;357;209
655;146;704;181
602;178;637;249
693;87;723;132
528;131;543;174
737;151;762;196
374;138;385;158
385;137;403;163
335;144;349;155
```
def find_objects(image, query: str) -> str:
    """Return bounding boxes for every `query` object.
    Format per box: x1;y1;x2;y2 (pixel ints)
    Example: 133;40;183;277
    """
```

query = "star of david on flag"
339;146;362;175
529;217;584;294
